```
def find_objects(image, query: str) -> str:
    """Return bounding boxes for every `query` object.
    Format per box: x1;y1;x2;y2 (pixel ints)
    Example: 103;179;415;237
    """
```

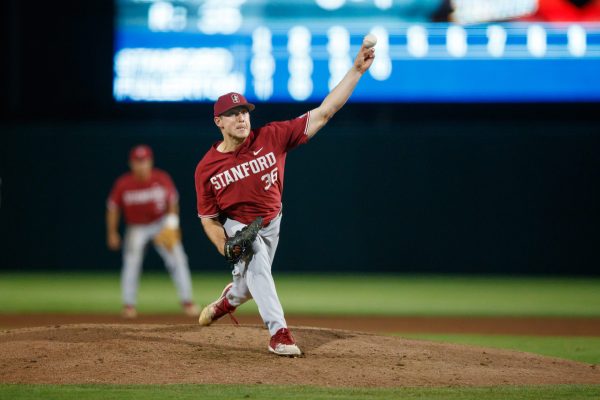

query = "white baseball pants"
121;218;194;306
223;212;287;336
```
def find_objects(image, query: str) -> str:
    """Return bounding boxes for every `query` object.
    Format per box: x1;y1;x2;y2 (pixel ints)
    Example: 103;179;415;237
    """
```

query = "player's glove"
154;214;181;251
224;216;263;264
153;227;181;251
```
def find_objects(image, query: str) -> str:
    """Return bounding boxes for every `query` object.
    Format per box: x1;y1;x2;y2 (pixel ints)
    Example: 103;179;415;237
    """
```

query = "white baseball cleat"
269;328;302;356
198;283;237;326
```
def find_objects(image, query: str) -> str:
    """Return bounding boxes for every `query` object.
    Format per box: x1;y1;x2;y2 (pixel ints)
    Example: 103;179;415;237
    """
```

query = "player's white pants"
122;218;193;306
223;213;286;336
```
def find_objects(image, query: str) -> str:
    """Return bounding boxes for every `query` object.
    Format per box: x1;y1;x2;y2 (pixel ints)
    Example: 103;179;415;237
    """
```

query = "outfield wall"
1;114;599;274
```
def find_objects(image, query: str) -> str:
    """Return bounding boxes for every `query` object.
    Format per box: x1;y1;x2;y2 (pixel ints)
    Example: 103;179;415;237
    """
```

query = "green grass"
1;273;600;316
401;334;600;364
1;274;599;400
0;384;599;400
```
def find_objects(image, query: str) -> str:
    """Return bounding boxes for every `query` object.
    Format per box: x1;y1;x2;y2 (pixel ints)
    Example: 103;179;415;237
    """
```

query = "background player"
195;40;375;356
107;145;198;318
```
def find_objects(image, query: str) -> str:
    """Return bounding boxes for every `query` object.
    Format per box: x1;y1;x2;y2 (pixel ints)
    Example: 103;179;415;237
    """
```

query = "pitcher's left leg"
245;234;287;336
245;234;301;356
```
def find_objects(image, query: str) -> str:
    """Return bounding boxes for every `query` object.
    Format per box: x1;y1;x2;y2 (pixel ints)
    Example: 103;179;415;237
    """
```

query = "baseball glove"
224;216;263;264
153;227;181;251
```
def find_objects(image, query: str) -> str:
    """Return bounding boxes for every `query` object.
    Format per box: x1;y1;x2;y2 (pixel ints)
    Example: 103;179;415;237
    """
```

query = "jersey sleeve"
195;164;220;219
262;111;311;152
107;179;124;210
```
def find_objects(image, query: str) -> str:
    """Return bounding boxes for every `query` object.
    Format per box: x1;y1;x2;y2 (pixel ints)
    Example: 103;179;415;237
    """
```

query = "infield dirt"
3;314;600;335
1;324;598;387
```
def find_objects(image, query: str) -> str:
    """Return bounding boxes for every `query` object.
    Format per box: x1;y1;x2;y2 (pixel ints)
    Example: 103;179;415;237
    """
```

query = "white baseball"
363;33;377;48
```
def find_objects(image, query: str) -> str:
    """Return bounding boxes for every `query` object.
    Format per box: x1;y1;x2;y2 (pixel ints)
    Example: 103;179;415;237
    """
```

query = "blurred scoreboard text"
114;0;600;102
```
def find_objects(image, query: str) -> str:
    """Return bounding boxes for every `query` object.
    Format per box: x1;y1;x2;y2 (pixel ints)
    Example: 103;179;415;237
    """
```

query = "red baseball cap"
129;144;153;161
214;92;255;117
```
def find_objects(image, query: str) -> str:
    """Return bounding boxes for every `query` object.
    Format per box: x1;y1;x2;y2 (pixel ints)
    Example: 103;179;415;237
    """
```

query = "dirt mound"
1;324;598;387
4;314;600;336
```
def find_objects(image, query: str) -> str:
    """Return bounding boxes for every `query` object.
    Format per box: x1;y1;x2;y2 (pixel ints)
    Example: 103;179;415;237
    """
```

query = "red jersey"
195;112;311;225
107;169;178;225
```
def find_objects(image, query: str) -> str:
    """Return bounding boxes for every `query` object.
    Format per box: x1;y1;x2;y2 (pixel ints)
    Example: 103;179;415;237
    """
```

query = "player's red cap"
214;92;255;117
129;144;153;161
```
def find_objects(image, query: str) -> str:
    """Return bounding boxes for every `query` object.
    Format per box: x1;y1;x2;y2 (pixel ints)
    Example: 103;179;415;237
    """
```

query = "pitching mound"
1;324;598;387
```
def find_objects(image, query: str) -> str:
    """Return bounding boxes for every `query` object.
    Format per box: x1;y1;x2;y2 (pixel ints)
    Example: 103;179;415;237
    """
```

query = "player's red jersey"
195;112;311;225
107;169;179;225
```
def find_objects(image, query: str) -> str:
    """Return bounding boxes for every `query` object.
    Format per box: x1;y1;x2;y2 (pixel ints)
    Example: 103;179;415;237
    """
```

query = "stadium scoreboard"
114;0;600;102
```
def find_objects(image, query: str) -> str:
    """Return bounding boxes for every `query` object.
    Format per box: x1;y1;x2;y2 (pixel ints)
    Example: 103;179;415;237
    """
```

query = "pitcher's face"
215;106;251;141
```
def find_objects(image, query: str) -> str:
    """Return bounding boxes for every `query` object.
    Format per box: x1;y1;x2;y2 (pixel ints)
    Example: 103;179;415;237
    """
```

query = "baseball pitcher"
195;39;375;356
107;145;198;318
